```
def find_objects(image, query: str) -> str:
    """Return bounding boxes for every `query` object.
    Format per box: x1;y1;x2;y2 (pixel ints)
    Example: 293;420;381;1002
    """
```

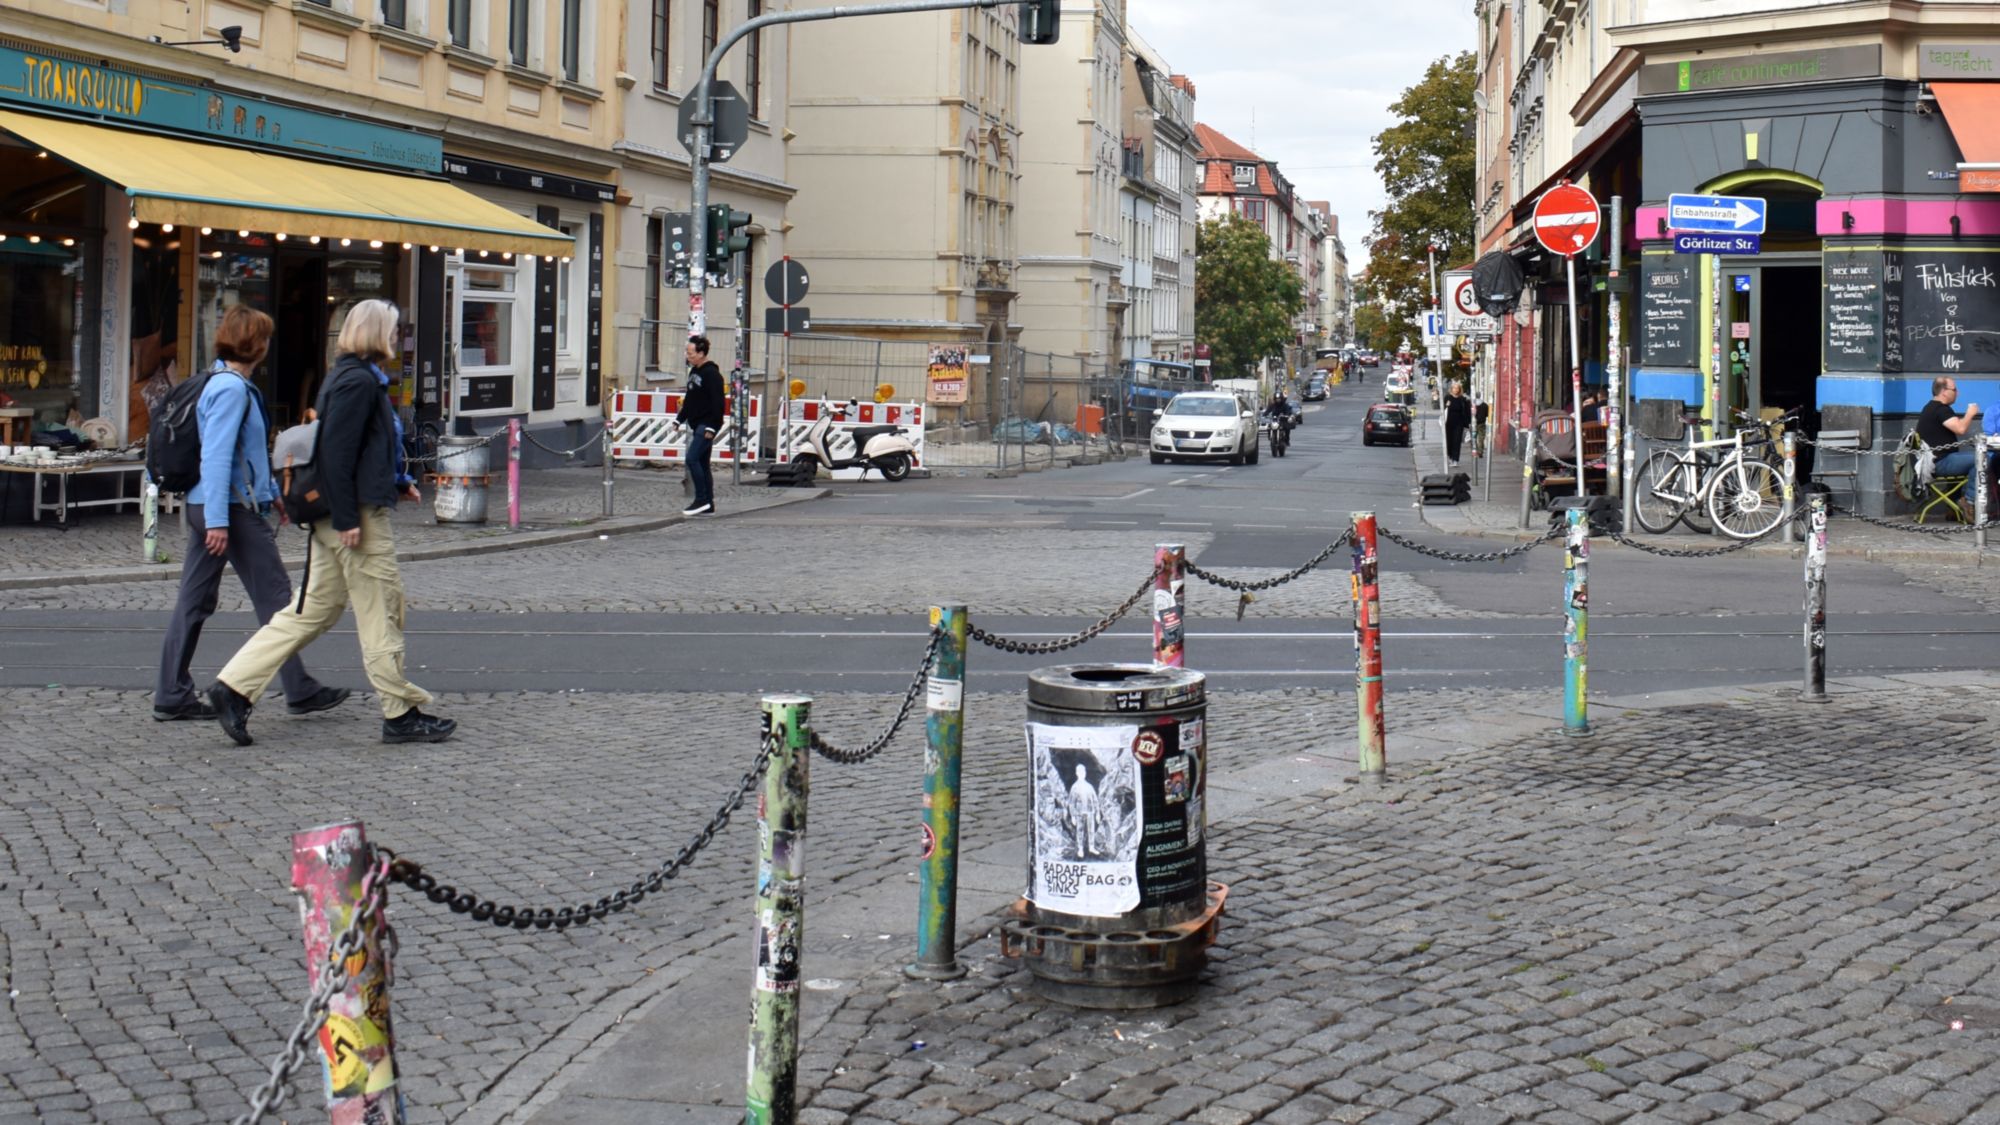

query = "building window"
651;0;671;88
645;216;663;368
1232;163;1256;188
447;0;470;48
703;0;720;65
561;0;581;81
509;0;531;66
745;0;764;118
1238;198;1266;223
380;0;406;29
459;264;517;371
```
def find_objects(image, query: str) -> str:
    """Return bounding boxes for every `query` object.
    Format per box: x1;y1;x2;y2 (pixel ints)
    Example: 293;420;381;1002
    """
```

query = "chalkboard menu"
1897;249;2000;375
1824;249;1891;371
1641;255;1698;368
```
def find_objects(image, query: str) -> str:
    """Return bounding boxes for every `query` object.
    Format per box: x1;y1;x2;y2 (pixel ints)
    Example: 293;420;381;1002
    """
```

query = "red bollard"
1351;513;1386;782
1153;543;1186;668
291;820;404;1124
506;419;522;531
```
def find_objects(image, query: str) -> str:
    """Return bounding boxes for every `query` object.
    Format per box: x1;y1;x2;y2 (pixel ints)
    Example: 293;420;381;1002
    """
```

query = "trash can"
433;436;491;523
999;664;1227;1009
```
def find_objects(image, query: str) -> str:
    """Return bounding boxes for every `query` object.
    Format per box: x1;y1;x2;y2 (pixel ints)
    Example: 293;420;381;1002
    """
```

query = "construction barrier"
775;399;927;480
608;389;764;464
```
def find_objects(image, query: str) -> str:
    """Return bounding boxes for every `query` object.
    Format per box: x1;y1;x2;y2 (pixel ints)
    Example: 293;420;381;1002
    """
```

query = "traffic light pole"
687;0;1019;338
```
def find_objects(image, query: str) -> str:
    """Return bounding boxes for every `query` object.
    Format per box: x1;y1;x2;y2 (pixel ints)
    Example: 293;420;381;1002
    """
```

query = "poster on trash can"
926;344;969;405
1026;722;1142;917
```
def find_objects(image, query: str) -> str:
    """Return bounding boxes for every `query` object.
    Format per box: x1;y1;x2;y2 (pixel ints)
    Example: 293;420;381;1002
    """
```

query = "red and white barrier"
775;400;926;480
609;389;763;463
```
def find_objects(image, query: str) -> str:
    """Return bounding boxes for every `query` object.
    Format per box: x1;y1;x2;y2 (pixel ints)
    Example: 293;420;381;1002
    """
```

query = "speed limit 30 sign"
1443;269;1496;336
1533;182;1602;257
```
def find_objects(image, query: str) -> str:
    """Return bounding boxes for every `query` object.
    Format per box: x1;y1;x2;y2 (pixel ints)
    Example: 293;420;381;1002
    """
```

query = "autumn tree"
1363;51;1476;334
1351;302;1394;351
1195;215;1304;379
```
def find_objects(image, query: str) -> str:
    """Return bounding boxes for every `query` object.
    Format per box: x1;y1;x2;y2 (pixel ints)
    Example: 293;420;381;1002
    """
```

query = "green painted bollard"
1562;508;1591;736
908;606;968;981
1351;512;1386;782
747;694;811;1125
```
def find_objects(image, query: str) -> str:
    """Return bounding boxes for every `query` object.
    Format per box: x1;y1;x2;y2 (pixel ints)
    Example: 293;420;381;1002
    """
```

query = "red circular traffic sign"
1533;183;1602;257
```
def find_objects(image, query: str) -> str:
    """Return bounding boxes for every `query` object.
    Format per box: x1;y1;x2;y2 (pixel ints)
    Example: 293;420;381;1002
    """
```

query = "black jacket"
316;353;402;532
1444;394;1472;433
676;360;726;430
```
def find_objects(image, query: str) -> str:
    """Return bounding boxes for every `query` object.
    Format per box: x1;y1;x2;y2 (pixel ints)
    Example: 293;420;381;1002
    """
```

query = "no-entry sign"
1533;183;1602;257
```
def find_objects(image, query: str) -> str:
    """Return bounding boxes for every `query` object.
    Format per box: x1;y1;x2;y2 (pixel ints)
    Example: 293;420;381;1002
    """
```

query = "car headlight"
1152;426;1168;438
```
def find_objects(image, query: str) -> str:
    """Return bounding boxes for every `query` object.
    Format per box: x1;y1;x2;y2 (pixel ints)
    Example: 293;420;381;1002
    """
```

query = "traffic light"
706;205;752;274
1019;0;1060;45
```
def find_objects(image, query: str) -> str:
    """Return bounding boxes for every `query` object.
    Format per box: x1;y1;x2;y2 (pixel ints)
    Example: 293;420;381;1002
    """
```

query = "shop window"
459;264;517;371
128;227;184;440
0;239;85;429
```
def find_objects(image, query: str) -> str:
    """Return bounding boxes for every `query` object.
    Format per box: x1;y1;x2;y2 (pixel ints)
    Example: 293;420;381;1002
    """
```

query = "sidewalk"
1408;417;1998;567
0;467;825;590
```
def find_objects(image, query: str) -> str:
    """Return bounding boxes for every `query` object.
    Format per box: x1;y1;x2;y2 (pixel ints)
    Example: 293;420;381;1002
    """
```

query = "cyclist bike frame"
1634;408;1797;539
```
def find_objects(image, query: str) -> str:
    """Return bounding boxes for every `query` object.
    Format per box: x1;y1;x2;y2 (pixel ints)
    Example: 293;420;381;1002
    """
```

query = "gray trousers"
155;503;323;708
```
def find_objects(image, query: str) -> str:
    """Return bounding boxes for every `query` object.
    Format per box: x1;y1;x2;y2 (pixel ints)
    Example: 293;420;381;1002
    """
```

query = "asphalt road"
5;378;1995;697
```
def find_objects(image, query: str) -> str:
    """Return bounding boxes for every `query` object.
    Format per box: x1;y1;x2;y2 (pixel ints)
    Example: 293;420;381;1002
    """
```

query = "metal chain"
408;431;496;469
1607;520;1784;557
233;856;393;1125
386;739;773;932
521;424;610;460
1829;501;1999;536
1376;524;1563;563
810;629;944;764
1185;530;1355;591
1795;433;1980;457
969;567;1162;655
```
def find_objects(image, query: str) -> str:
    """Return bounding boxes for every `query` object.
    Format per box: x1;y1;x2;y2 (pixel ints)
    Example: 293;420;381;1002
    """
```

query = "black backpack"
145;368;246;493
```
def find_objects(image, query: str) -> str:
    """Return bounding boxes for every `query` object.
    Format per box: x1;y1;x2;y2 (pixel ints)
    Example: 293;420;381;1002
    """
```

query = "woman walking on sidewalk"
1443;380;1472;468
207;300;455;746
153;306;349;723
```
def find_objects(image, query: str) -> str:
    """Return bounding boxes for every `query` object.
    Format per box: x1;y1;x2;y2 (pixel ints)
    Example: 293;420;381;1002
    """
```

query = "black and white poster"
1026;722;1142;917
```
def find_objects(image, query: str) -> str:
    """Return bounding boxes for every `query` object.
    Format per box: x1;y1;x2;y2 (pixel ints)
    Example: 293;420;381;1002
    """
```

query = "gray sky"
1132;0;1477;274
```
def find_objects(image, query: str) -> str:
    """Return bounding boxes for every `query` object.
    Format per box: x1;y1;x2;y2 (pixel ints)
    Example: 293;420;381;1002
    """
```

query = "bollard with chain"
1518;430;1538;529
1562;508;1591;736
908;607;967;981
506;418;522;531
1781;430;1797;546
291;821;404;1124
748;694;811;1125
1153;543;1186;667
601;423;614;517
1621;425;1637;538
1350;512;1386;783
1977;434;1989;553
142;479;164;564
1803;492;1829;703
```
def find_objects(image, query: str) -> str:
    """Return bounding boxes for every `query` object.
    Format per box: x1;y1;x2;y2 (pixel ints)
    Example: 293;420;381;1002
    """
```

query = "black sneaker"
207;682;254;746
153;699;218;722
383;709;457;744
286;687;352;716
681;501;715;516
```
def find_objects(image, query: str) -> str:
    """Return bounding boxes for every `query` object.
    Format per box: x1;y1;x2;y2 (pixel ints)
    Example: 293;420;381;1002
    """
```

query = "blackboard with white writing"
1897;250;2000;375
1641;255;1698;368
1824;248;1890;371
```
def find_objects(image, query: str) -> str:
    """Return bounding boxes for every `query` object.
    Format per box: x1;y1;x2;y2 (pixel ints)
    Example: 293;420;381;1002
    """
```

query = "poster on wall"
1025;722;1142;917
926;344;969;405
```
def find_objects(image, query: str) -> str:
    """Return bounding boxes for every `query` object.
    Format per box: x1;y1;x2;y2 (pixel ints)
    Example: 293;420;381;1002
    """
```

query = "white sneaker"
681;502;715;516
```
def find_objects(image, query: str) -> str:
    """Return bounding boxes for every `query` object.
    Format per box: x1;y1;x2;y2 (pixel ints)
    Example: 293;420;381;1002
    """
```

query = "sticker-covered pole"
1780;430;1798;545
601;423;614;516
1803;492;1830;703
1351;512;1386;783
747;694;811;1125
142;479;163;564
1976;434;1989;553
506;418;522;531
1518;429;1538;529
290;820;403;1124
1565;253;1585;497
1606;195;1625;502
907;606;967;981
1562;508;1591;736
1153;543;1186;668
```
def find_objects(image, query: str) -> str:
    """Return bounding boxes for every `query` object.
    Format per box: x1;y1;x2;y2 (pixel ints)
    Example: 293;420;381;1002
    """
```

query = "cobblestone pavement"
0;682;1516;1124
799;678;2000;1125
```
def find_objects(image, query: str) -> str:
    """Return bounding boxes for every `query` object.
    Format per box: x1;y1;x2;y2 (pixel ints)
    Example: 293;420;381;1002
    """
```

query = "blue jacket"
192;362;275;515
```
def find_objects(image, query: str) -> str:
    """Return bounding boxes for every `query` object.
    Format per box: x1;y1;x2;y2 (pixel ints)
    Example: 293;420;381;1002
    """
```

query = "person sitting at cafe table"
1917;376;1997;507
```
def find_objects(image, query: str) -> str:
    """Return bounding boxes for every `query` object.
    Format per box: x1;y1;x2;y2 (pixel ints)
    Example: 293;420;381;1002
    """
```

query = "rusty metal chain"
1185;530;1355;591
969;567;1162;655
385;739;773;933
1795;433;1978;457
1376;524;1563;564
1829;502;1999;536
810;628;944;764
233;856;393;1125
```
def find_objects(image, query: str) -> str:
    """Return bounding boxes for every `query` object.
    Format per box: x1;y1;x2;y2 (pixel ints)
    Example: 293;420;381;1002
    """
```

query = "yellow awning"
0;108;573;256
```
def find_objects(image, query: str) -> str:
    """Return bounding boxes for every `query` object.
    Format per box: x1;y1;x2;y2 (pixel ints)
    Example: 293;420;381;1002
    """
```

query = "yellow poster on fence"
926;344;969;405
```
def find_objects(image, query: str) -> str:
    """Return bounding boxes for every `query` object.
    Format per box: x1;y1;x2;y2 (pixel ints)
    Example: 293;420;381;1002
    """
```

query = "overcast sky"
1132;0;1478;275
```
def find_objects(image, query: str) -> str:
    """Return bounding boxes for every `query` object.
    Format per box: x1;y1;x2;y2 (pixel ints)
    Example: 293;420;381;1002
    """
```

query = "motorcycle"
1260;404;1296;458
789;399;919;482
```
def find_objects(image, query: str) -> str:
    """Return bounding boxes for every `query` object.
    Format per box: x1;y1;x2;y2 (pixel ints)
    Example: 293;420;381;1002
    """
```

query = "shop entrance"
273;251;327;428
1720;254;1821;475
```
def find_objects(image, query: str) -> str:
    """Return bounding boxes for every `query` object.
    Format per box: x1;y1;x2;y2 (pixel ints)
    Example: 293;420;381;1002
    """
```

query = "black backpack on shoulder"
145;368;248;493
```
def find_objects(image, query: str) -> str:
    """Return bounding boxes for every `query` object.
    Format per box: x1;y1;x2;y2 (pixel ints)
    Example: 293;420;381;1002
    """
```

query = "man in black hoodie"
677;335;725;515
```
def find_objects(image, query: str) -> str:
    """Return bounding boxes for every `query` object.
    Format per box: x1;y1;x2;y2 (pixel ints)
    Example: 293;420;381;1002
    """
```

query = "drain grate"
1711;814;1777;828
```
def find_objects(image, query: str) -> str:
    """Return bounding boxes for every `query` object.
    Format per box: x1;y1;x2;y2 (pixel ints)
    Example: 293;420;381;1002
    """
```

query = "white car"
1383;369;1415;403
1150;391;1260;465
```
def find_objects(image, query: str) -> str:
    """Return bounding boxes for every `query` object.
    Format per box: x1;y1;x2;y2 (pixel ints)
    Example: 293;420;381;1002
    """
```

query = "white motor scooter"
789;399;918;481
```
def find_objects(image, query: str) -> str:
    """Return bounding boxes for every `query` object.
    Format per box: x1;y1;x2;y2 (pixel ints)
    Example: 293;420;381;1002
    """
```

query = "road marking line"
1111;487;1156;501
1159;520;1212;527
1169;478;1190;486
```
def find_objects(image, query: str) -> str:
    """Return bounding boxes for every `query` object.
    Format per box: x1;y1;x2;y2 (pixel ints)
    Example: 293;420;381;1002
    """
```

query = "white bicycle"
1632;408;1797;540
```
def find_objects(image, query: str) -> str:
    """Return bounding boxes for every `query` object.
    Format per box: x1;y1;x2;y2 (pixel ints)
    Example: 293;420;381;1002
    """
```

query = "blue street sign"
1667;193;1768;234
1675;232;1761;255
1734;274;1752;292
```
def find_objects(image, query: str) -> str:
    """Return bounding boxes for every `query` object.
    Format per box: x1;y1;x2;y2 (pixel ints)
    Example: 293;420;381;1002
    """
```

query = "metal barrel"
433;436;491;523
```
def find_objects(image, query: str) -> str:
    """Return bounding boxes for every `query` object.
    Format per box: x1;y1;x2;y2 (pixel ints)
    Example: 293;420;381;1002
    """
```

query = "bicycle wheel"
1707;459;1785;539
1678;451;1716;534
1632;450;1693;534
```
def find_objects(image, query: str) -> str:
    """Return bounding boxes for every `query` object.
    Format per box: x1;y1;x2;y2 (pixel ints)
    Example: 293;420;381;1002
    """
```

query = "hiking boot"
153;698;218;722
383;709;457;744
207;682;254;746
286;686;352;715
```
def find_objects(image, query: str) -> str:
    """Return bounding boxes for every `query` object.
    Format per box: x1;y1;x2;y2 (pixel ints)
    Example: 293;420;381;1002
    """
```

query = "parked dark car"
1302;374;1328;401
1362;403;1412;447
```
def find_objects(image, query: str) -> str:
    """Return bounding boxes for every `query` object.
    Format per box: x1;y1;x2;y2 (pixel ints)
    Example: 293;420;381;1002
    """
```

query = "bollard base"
1562;724;1593;738
1000;882;1227;1010
1801;690;1830;705
1356;769;1387;786
903;960;968;982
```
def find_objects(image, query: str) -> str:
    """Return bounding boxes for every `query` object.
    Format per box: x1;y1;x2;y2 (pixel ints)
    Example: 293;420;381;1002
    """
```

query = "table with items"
0;449;159;528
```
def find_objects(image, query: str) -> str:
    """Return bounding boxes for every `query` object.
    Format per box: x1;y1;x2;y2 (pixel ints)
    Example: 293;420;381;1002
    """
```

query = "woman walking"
1443;380;1472;467
154;306;349;722
208;299;455;746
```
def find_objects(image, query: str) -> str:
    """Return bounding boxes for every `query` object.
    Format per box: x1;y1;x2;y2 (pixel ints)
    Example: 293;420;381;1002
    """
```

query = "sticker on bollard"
1000;664;1227;1009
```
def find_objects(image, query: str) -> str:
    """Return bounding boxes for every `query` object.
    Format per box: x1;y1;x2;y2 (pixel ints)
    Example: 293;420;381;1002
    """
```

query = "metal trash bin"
1000;664;1227;1009
432;436;491;523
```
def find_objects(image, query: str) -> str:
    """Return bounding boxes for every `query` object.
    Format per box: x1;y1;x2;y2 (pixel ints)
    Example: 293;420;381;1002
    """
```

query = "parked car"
1362;403;1413;447
1302;374;1329;401
1150;391;1261;465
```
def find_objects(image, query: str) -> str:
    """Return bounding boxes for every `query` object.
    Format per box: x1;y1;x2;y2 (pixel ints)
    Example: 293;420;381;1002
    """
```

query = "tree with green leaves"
1195;215;1304;379
1352;302;1394;351
1363;51;1475;335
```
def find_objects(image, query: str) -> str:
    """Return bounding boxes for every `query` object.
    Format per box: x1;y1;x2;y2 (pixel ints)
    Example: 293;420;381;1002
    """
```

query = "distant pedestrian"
1473;399;1490;458
1443;380;1472;466
154;306;349;723
678;335;725;516
1580;391;1603;424
207;299;454;746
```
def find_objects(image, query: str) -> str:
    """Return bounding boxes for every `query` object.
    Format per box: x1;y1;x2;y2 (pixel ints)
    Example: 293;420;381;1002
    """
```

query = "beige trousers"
218;506;433;720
